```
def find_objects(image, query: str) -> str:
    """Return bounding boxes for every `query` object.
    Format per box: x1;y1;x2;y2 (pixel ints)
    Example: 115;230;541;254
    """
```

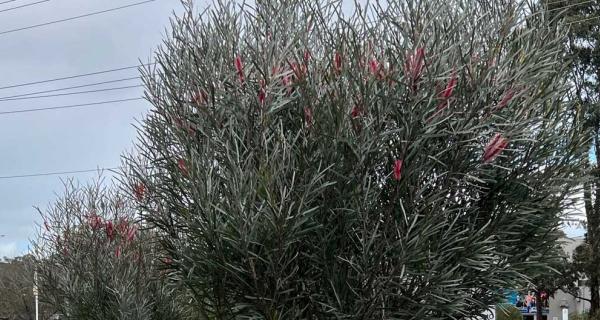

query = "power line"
0;0;48;14
0;97;144;116
0;76;140;100
0;0;157;37
0;85;143;101
0;167;121;180
0;0;18;5
0;63;152;90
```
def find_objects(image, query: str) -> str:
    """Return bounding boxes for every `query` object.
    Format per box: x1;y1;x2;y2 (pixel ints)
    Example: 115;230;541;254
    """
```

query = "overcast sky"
0;0;185;258
0;0;587;259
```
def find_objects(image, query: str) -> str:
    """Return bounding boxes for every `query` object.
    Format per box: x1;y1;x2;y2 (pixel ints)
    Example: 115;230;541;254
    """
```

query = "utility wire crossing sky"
0;0;180;258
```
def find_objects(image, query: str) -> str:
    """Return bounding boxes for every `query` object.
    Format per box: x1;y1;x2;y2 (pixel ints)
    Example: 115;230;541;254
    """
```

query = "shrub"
32;178;183;320
124;0;588;318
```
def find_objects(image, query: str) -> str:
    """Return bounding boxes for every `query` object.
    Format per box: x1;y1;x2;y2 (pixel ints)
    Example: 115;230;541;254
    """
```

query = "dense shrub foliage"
33;179;183;320
121;0;589;319
30;0;590;319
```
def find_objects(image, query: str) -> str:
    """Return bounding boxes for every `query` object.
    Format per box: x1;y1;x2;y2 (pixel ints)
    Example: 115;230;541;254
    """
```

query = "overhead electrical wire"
0;85;144;101
0;0;48;14
0;63;152;90
0;0;157;37
0;167;121;179
0;0;18;5
0;77;141;100
0;97;144;115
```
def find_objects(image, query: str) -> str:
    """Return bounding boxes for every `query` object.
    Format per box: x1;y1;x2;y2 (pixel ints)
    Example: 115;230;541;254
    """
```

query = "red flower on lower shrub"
234;55;244;83
258;79;266;105
105;221;115;241
178;159;189;176
304;106;313;126
134;183;145;201
404;47;425;92
483;133;508;163
393;159;403;181
89;214;103;231
334;51;343;74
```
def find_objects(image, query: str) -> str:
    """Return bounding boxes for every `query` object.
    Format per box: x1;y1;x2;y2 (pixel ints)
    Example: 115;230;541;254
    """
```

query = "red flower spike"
258;79;266;105
393;159;403;181
173;117;183;129
193;90;208;106
105;221;115;241
334;51;343;74
115;246;121;258
404;47;425;92
292;62;307;80
441;69;458;100
283;71;291;87
304;106;313;126
178;158;189;176
369;58;380;76
126;225;137;243
483;133;509;163
351;105;362;119
117;219;128;235
89;215;103;231
234;55;244;83
134;183;145;202
435;69;458;112
495;88;515;111
304;49;311;63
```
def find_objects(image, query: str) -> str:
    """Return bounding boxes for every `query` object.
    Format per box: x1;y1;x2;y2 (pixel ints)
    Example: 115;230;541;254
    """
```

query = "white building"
547;236;590;319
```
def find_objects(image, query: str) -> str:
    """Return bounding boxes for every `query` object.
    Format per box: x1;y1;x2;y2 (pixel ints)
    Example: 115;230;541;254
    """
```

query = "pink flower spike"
193;90;208;106
126;225;137;243
234;55;244;83
115;246;121;258
441;69;458;100
291;62;307;80
105;221;115;241
351;105;362;119
134;183;145;202
483;133;509;163
393;159;403;181
496;88;515;111
369;58;380;76
89;215;103;230
304;49;311;62
178;159;188;176
282;70;293;95
304;106;313;126
258;79;266;105
334;51;343;74
404;47;425;92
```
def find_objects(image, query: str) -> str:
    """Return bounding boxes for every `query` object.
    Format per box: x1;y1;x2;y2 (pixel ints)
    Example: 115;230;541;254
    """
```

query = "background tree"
545;0;600;315
529;231;579;320
32;178;183;320
125;0;588;318
0;255;55;320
